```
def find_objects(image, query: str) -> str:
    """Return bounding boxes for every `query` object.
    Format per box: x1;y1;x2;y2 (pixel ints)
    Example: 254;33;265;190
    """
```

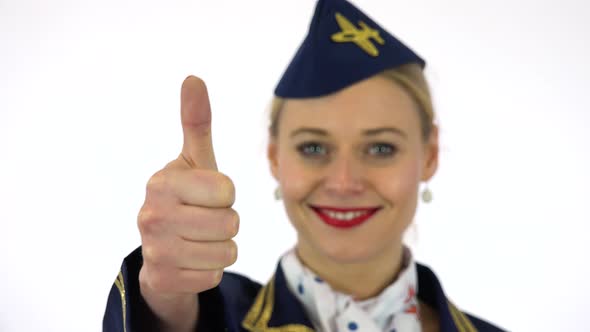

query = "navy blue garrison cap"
274;0;425;98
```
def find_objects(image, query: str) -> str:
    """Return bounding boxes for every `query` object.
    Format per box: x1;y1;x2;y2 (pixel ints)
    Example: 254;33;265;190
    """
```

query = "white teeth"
321;210;368;221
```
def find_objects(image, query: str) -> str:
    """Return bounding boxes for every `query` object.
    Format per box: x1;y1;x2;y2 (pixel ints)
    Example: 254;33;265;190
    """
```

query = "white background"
1;0;589;331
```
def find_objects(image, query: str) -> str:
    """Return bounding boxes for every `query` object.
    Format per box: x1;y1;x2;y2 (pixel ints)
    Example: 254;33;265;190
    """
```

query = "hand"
137;76;239;332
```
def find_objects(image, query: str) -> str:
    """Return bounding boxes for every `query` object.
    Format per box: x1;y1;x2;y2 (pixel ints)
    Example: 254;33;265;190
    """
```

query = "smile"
309;205;382;229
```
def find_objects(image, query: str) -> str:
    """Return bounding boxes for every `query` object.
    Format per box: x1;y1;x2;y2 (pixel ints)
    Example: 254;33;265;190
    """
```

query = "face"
267;75;438;265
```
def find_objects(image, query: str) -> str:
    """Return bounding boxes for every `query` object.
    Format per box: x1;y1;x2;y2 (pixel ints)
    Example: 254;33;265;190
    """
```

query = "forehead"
279;75;420;136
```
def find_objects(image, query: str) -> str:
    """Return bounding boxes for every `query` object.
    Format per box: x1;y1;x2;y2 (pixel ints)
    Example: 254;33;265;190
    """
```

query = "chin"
324;247;376;264
308;235;390;265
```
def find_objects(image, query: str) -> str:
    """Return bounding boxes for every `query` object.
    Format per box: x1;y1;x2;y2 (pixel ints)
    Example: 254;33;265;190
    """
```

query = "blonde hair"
268;63;435;141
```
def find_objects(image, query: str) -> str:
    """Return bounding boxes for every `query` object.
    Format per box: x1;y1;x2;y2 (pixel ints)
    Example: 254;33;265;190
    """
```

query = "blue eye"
368;143;397;157
297;142;327;157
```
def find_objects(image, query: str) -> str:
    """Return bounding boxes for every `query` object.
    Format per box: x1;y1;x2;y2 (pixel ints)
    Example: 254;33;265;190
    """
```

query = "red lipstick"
309;205;381;229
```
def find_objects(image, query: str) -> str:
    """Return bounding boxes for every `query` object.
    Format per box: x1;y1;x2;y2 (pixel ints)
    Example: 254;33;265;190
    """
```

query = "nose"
323;154;365;196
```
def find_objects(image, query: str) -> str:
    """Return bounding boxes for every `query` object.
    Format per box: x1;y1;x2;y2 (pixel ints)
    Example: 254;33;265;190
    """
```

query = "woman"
103;0;506;331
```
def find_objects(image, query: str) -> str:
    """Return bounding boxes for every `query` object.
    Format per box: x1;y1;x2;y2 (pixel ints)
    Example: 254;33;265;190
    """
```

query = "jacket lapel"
242;263;315;332
416;263;478;332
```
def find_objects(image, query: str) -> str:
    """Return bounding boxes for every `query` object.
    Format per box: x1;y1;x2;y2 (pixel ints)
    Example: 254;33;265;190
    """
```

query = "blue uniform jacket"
103;247;506;332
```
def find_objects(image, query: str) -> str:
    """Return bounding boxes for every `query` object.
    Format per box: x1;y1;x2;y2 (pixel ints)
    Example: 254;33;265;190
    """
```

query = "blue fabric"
275;0;425;98
103;247;507;332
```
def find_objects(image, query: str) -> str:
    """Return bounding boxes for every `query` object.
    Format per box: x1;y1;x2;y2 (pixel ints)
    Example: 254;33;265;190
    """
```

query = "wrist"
139;282;199;332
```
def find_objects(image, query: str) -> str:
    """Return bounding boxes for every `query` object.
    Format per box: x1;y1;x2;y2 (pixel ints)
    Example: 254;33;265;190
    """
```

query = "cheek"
374;159;421;204
276;154;318;233
276;151;317;201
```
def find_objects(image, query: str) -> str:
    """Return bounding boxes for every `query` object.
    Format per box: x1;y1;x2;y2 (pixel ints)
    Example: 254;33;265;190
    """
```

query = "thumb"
179;75;218;170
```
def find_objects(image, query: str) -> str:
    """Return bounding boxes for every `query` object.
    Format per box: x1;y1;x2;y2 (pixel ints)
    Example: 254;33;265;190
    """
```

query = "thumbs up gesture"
138;76;239;332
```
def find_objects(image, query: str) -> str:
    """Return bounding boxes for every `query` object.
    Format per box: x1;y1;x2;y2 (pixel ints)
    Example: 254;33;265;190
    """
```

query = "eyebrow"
290;127;407;138
290;128;327;138
363;127;407;138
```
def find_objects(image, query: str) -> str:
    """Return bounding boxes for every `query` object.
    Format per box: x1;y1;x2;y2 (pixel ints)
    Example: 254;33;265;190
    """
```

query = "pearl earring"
421;184;433;203
274;186;282;200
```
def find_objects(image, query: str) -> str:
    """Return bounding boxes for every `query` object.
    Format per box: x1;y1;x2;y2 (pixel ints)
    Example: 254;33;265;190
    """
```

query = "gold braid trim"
114;271;127;332
242;276;315;332
448;301;478;332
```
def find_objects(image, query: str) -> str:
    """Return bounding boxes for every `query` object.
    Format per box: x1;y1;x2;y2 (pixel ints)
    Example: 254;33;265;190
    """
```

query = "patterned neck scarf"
280;247;422;332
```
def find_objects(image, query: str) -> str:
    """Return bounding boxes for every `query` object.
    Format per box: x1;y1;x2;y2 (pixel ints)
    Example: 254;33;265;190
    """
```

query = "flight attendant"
103;0;507;331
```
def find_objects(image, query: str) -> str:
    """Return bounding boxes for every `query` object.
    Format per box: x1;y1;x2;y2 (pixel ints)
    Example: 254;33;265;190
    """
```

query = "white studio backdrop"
1;0;589;331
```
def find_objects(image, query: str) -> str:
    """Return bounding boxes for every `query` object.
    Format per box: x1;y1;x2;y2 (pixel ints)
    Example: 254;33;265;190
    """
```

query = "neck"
295;242;405;301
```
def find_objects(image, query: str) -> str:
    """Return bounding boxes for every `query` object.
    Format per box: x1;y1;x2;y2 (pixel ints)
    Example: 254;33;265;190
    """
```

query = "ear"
421;125;439;182
267;138;280;182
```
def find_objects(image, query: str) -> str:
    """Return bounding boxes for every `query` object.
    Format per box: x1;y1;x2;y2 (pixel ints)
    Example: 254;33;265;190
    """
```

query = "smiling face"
267;74;439;266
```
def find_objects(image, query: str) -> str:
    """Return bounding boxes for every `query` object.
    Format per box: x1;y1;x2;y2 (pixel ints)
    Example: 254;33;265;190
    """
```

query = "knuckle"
147;269;169;292
142;245;164;264
142;245;155;262
146;170;170;196
137;206;161;235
